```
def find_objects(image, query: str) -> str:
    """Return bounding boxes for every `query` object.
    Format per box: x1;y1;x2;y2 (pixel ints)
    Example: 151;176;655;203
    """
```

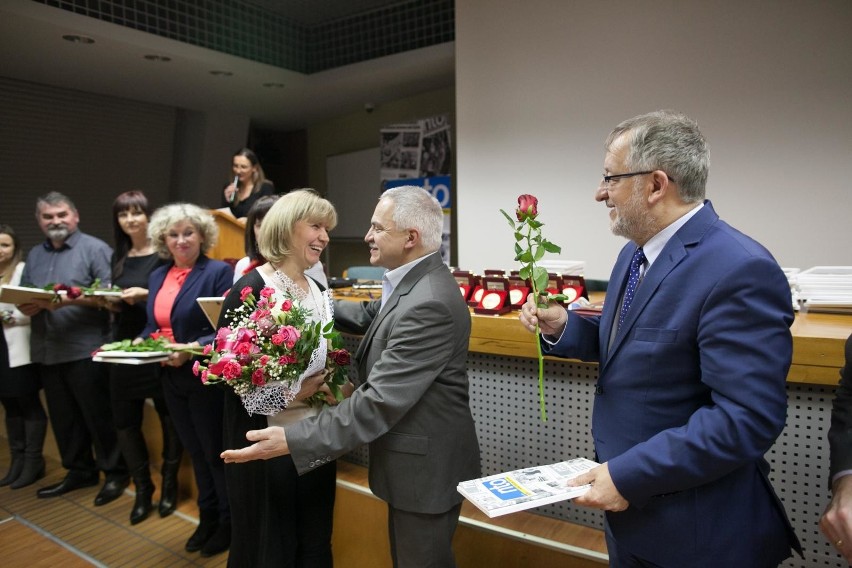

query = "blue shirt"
20;230;113;364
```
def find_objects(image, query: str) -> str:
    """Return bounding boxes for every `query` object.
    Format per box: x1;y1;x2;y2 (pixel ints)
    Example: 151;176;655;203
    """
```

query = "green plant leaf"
541;240;562;254
533;266;548;293
499;209;516;228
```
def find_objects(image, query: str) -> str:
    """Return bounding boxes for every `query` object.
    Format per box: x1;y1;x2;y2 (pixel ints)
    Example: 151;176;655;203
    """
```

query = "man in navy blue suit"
521;110;801;567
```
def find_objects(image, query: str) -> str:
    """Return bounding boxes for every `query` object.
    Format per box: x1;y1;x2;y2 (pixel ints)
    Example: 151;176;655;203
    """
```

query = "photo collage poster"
381;114;453;265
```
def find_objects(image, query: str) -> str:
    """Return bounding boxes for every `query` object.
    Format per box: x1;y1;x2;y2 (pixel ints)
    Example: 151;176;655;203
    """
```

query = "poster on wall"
385;176;452;266
381;114;453;265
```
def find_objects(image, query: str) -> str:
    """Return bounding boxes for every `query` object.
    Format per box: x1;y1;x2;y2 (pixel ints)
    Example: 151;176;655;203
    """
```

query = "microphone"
229;175;239;203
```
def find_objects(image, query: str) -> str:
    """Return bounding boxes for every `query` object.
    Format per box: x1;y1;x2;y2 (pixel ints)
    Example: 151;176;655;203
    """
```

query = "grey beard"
46;226;70;241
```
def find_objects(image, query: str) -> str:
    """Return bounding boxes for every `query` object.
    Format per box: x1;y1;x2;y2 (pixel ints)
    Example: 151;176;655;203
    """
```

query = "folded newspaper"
457;457;599;518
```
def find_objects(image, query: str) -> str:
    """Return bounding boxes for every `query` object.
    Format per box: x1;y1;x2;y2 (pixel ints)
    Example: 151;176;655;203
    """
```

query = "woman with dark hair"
232;194;279;283
0;224;48;489
103;191;183;525
221;148;276;219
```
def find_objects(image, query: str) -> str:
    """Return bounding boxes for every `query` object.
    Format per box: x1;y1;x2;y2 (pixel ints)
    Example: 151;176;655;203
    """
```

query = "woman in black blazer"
140;203;233;558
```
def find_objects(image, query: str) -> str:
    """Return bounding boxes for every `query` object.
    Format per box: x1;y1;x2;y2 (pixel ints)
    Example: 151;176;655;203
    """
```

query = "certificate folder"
0;284;59;304
197;297;224;327
457;457;598;518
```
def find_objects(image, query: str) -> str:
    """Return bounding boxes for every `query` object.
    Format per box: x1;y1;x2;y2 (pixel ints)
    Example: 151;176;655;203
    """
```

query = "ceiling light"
210;70;233;76
143;54;171;62
62;35;95;44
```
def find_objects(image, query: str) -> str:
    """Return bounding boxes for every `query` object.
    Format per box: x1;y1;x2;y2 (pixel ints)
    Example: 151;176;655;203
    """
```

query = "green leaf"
514;242;522;255
499;209;516;228
519;266;531;280
514;231;524;242
517;251;533;263
541;240;561;254
533;266;548;293
533;246;545;261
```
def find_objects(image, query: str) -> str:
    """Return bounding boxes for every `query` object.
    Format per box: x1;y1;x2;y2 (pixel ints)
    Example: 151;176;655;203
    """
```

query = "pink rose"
192;360;201;376
240;286;253;302
280;299;292;312
215;327;233;351
278;325;300;349
259;355;270;366
251;368;266;386
515;194;539;221
234;327;257;344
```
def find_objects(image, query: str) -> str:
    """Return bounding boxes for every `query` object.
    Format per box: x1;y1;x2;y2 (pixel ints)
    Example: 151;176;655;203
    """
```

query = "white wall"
455;0;852;279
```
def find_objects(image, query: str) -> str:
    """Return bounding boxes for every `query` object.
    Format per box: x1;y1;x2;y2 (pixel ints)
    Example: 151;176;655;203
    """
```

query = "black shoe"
36;471;99;498
93;476;130;506
130;489;154;525
185;512;218;552
200;521;231;557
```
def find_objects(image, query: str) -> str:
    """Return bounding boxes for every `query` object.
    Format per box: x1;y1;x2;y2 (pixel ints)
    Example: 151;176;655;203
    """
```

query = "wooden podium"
208;209;245;261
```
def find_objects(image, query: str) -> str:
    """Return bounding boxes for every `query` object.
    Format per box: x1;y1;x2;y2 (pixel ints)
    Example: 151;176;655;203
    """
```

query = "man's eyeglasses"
600;170;676;189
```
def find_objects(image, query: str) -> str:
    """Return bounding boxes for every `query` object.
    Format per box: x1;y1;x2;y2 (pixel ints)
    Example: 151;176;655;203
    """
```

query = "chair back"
345;266;386;280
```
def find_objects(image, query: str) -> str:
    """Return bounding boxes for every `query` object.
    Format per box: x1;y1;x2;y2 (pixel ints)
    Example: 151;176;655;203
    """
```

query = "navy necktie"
618;247;646;329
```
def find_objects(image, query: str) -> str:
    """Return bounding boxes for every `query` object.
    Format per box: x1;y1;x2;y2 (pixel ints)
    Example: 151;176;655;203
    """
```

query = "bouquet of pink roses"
194;285;349;416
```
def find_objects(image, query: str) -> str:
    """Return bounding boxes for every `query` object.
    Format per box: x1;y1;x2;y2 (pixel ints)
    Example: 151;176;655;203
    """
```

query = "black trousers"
39;358;124;477
161;364;228;519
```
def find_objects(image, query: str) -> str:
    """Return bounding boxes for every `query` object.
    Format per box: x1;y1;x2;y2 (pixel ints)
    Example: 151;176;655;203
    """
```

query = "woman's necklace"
272;268;308;303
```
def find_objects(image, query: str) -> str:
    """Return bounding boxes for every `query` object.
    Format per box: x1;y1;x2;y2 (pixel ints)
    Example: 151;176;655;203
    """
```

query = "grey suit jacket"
285;252;481;514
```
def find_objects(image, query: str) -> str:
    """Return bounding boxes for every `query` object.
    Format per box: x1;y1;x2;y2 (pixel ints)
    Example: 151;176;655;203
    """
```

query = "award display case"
473;276;512;315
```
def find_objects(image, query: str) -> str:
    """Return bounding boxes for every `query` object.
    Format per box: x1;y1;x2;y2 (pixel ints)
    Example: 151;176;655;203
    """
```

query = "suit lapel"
354;254;442;372
171;256;207;321
603;201;719;364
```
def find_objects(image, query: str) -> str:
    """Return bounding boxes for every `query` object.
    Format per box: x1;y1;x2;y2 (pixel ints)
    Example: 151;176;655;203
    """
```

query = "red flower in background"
515;194;539;221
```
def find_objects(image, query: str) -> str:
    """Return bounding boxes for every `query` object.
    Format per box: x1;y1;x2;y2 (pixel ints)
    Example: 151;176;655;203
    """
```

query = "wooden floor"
0;437;224;568
0;434;607;568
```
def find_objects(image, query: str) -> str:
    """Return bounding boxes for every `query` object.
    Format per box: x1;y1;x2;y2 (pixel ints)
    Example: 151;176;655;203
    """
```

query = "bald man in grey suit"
223;186;481;567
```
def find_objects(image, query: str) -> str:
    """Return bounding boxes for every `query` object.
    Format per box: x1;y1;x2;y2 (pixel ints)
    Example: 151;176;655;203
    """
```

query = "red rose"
329;349;351;367
66;286;83;299
280;299;292;312
251;368;266;386
515;194;539;221
53;283;68;292
278;354;298;365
